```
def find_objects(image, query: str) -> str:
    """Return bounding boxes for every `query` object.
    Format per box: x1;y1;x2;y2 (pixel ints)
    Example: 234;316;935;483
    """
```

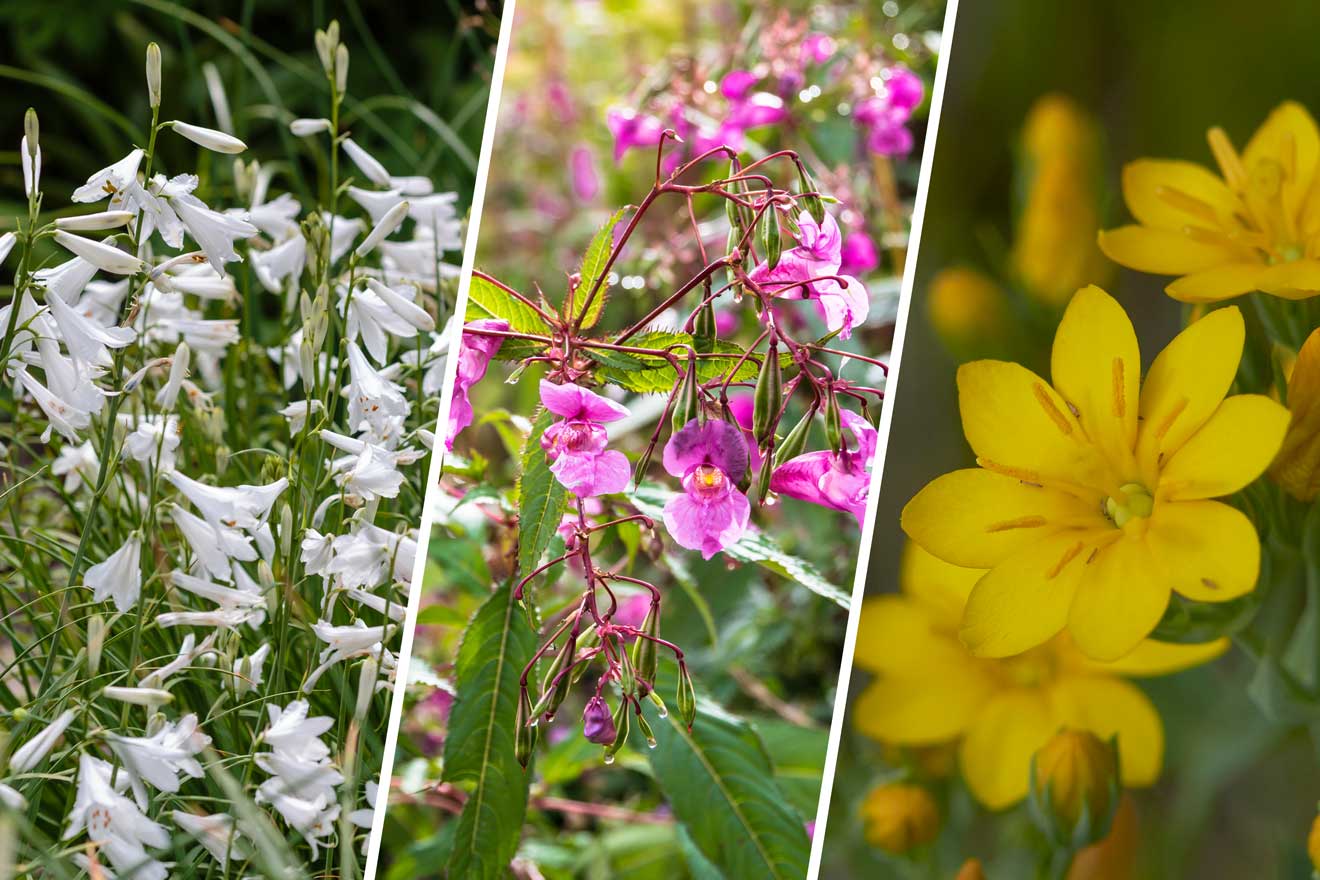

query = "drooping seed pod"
774;406;816;468
751;340;781;448
635;707;657;749
605;699;631;762
759;204;782;271
677;664;696;731
616;636;636;697
515;687;537;768
670;353;701;436
629;603;659;694
797;164;826;225
693;288;717;351
825;390;844;455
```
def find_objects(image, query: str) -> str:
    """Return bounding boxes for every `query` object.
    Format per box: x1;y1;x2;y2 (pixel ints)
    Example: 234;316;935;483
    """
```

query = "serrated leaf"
574;208;625;329
582;347;649;372
518;409;570;578
441;581;537;880
631;485;850;608
594;331;760;393
644;693;810;880
466;272;554;336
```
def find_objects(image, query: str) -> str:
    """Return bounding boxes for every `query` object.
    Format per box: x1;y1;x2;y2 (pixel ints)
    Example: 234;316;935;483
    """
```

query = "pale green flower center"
1103;482;1154;528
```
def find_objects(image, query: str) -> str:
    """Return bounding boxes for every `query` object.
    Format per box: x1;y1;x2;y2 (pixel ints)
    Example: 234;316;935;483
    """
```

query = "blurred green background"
825;0;1320;877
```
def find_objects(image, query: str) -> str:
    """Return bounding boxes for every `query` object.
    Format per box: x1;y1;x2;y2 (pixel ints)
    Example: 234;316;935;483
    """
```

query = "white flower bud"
342;138;391;187
290;117;332;137
170;120;247;155
355;655;379;721
336;43;350;95
55;210;134;231
87;615;105;679
354;200;409;258
146;42;162;108
0;233;14;267
53;230;143;275
101;686;174;706
23;109;37;155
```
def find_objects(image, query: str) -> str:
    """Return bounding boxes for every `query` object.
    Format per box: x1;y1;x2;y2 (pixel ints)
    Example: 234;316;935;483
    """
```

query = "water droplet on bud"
603;753;616;765
657;706;669;718
646;737;658;749
529;718;539;727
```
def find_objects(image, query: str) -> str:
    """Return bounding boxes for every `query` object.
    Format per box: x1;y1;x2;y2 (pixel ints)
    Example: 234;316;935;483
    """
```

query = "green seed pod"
670;354;701;436
677;665;697;732
617;637;636;697
515;688;537;768
605;699;631;760
533;636;576;719
633;441;657;488
725;163;743;237
755;456;774;505
751;342;782;448
798;165;826;225
694;291;717;351
825;392;844;455
647;689;668;716
759;206;782;270
629;603;660;694
774;406;816;468
636;709;657;749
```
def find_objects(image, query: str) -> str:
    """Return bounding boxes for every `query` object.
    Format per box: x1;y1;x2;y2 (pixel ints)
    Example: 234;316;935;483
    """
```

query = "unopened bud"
146;43;162;108
23;109;38;156
1029;729;1120;849
604;699;630;761
860;783;939;854
759;205;782;270
278;503;294;559
774;406;815;468
515;688;537;768
635;708;657;749
676;664;696;731
354;656;379;720
86;615;105;679
335;44;350;95
693;295;717;349
582;695;615;745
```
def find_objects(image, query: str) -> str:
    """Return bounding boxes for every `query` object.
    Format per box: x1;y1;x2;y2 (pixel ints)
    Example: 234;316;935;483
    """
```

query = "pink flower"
720;70;759;101
803;33;835;65
883;67;925;112
582;695;616;744
813;275;869;340
661;419;751;559
569;145;599;202
748;212;869;338
854;68;923;158
840;231;879;276
539;380;631;497
770;409;877;526
606;107;666;162
447;319;507;450
724;394;764;470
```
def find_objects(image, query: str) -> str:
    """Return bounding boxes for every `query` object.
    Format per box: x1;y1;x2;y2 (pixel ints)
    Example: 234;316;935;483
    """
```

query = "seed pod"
751;341;781;448
825;391;844;455
616;637;636;697
632;440;657;488
635;708;657;749
677;665;697;731
693;289;717;350
774;406;816;468
605;699;631;760
725;167;743;237
759;205;782;270
670;353;701;436
755;457;774;505
629;603;660;694
797;165;826;225
534;636;576;719
515;688;536;768
647;689;668;717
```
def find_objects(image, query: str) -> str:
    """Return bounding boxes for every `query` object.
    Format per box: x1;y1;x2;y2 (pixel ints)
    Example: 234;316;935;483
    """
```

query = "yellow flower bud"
926;267;1009;354
1309;811;1320;873
1067;795;1139;880
1270;327;1320;501
1032;729;1119;832
955;858;987;880
860;783;939;854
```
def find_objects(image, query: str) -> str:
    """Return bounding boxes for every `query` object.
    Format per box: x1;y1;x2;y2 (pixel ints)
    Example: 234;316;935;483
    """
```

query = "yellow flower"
955;858;988;880
1032;729;1117;828
860;782;939;854
1068;794;1139;880
902;286;1289;660
928;267;1011;350
1099;101;1320;302
1013;95;1111;306
1270;327;1320;500
852;542;1227;809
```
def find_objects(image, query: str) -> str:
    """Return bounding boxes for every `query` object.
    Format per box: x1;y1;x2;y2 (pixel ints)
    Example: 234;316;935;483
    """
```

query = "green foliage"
517;408;570;578
574;207;626;329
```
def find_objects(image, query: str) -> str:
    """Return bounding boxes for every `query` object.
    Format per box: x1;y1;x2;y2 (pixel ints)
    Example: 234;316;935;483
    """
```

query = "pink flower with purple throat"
662;419;751;559
540;380;631;497
748;211;870;339
770;409;877;526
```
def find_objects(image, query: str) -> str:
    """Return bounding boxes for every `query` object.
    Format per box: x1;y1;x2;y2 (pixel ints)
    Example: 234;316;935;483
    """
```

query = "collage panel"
820;1;1320;878
0;2;498;877
376;1;946;878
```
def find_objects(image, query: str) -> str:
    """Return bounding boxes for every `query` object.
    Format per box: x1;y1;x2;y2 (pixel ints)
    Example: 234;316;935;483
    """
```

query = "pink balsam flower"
770;409;877;526
839;231;879;277
606;107;666;162
662;419;751;559
447;319;507;450
539;380;631;497
749;211;870;339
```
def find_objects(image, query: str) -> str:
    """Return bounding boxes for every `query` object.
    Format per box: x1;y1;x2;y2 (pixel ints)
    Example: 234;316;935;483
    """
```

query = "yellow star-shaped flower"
902;286;1288;661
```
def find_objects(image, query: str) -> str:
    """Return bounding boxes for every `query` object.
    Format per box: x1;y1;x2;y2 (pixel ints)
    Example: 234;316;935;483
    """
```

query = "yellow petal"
902;468;1090;569
1257;259;1320;299
957;359;1096;485
1120;158;1241;232
1136;306;1245;476
960;531;1093;658
1097;225;1240;275
958;689;1058;809
1145;500;1261;602
1165;262;1270;303
900;542;983;627
1081;636;1229;677
1160;394;1290;499
853;596;967;675
1271;327;1320;500
853;664;995;746
1050;674;1164;786
1051;286;1141;464
1243;101;1320;219
1068;538;1170;662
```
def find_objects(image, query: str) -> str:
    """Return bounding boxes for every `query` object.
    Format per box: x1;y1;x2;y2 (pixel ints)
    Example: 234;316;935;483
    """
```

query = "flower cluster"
0;22;449;875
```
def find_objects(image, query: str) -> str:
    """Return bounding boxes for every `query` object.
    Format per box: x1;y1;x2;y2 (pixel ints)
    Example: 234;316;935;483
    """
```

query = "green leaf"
753;719;828;818
441;581;538;880
517;409;570;578
574;208;625;329
466;273;554;337
594;331;760;394
631;485;851;608
644;693;810;880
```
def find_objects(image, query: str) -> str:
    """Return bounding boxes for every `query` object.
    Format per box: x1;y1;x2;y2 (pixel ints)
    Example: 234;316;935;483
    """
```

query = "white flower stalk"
43;290;136;367
342;138;391;186
170;194;258;272
20;135;40;199
173;811;249;869
83;534;141;612
100;686;174;706
0;232;15;266
51;441;99;492
55;210;133;231
71;148;144;205
170;120;247;154
146;42;162;108
154;341;190;409
8;709;76;773
63;754;170;880
53;231;143;275
121;414;182;472
290;117;332;136
354;199;409;258
106;713;210;805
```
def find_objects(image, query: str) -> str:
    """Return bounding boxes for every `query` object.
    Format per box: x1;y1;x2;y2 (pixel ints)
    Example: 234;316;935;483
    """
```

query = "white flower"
171;811;248;869
345;342;409;445
252;233;307;293
290;117;332;136
243;191;302;241
64;754;169;880
154;342;190;409
167;570;266;627
83;534;141;612
122;414;182;472
161;272;237;300
304;620;390;691
335;444;405;501
105;713;210;805
345;587;407;622
391;176;434;196
0;232;15;266
140;632;218;688
100;686;173;706
0;784;26;811
279;399;323;434
33;255;98;303
168;471;288;530
21;135;39;198
341;278;431;362
328;523;416;589
52;441;99;492
76;279;131;326
170;503;256;581
346;186;405;224
170;120;247;154
322;212;367;263
300;529;336;577
407;191;461;234
255;701;342;858
171;194;259;272
354;199;409;258
71;149;143;204
53;231;143;275
157;608;260;629
55;210;133;231
8;708;76;773
14;367;90;442
233;642;271;697
261;700;333;759
44;290;135;367
342;138;391;186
